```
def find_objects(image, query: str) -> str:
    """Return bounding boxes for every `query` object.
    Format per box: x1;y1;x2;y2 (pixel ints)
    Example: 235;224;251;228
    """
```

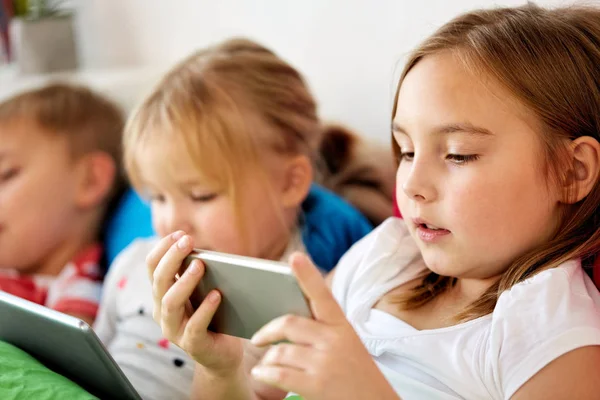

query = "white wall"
67;0;591;143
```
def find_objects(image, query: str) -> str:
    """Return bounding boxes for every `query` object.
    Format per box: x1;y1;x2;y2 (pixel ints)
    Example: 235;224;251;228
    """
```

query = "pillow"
0;341;96;400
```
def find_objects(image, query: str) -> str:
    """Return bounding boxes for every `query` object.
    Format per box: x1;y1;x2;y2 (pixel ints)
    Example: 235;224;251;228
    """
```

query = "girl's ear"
280;155;313;209
562;136;600;204
74;152;117;209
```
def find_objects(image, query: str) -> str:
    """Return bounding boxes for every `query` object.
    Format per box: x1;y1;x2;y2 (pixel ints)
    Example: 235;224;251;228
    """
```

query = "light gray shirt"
94;234;306;400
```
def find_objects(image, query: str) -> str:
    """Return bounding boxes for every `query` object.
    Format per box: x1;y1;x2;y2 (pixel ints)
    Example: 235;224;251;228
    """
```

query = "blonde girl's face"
135;142;293;261
393;52;563;281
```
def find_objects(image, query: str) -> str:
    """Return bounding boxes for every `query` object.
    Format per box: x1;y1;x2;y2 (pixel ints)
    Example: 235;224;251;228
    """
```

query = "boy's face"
0;120;82;273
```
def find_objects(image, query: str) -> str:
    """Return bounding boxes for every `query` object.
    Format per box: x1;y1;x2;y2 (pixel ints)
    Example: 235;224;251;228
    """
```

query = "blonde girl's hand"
146;231;244;376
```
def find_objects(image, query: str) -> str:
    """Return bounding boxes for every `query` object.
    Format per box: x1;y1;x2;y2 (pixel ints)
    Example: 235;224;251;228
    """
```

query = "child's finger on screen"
146;230;185;282
289;253;345;323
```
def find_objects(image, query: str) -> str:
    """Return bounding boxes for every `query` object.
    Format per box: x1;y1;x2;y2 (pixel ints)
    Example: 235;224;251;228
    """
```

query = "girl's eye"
190;193;217;203
396;150;479;165
149;194;166;203
0;167;20;183
398;152;414;162
446;154;480;165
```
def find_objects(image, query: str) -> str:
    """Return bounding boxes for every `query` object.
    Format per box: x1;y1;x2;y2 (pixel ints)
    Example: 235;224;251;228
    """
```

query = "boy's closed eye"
0;167;21;183
147;193;166;203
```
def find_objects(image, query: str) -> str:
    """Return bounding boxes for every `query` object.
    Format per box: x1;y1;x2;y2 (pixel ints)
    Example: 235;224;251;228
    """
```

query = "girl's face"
394;51;562;281
136;143;294;261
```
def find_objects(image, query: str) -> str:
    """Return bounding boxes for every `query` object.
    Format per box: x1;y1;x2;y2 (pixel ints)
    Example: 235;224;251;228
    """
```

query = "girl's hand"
250;253;399;400
146;231;244;376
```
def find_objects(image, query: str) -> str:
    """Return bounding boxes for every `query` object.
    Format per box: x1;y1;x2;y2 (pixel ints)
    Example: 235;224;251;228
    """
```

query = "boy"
0;83;125;325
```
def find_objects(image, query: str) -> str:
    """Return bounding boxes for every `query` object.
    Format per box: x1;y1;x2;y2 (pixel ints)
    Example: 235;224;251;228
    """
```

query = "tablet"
0;291;141;400
182;250;313;339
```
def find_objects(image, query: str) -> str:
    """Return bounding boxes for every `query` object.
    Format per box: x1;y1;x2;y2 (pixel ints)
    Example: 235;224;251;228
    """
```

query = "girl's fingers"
251;314;332;349
159;259;205;337
146;231;185;283
152;235;194;311
259;343;317;371
289;253;345;323
184;289;223;340
250;365;306;393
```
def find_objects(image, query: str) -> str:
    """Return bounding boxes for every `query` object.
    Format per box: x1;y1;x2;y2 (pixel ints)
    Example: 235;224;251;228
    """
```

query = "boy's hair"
124;38;324;234
392;3;600;320
0;82;126;225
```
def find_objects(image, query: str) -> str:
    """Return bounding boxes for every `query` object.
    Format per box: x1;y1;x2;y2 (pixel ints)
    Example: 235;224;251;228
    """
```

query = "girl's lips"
416;225;451;242
412;218;451;243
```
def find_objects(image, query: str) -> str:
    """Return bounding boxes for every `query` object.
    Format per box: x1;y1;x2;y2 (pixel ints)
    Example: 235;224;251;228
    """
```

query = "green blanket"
0;341;97;400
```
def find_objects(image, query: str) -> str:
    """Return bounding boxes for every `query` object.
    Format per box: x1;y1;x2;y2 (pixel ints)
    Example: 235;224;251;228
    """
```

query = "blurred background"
0;0;591;143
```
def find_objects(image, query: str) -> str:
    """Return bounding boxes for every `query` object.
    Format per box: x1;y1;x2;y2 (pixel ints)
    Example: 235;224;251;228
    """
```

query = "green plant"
12;0;68;19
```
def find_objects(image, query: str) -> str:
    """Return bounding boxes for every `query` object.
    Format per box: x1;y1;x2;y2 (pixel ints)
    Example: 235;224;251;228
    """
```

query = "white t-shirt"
94;233;306;400
331;218;600;400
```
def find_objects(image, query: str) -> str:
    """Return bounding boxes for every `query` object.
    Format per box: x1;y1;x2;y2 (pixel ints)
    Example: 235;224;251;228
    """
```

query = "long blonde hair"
392;3;600;321
124;38;323;238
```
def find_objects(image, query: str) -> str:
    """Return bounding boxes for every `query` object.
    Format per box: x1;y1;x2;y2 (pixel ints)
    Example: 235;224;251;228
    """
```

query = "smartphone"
180;250;313;339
